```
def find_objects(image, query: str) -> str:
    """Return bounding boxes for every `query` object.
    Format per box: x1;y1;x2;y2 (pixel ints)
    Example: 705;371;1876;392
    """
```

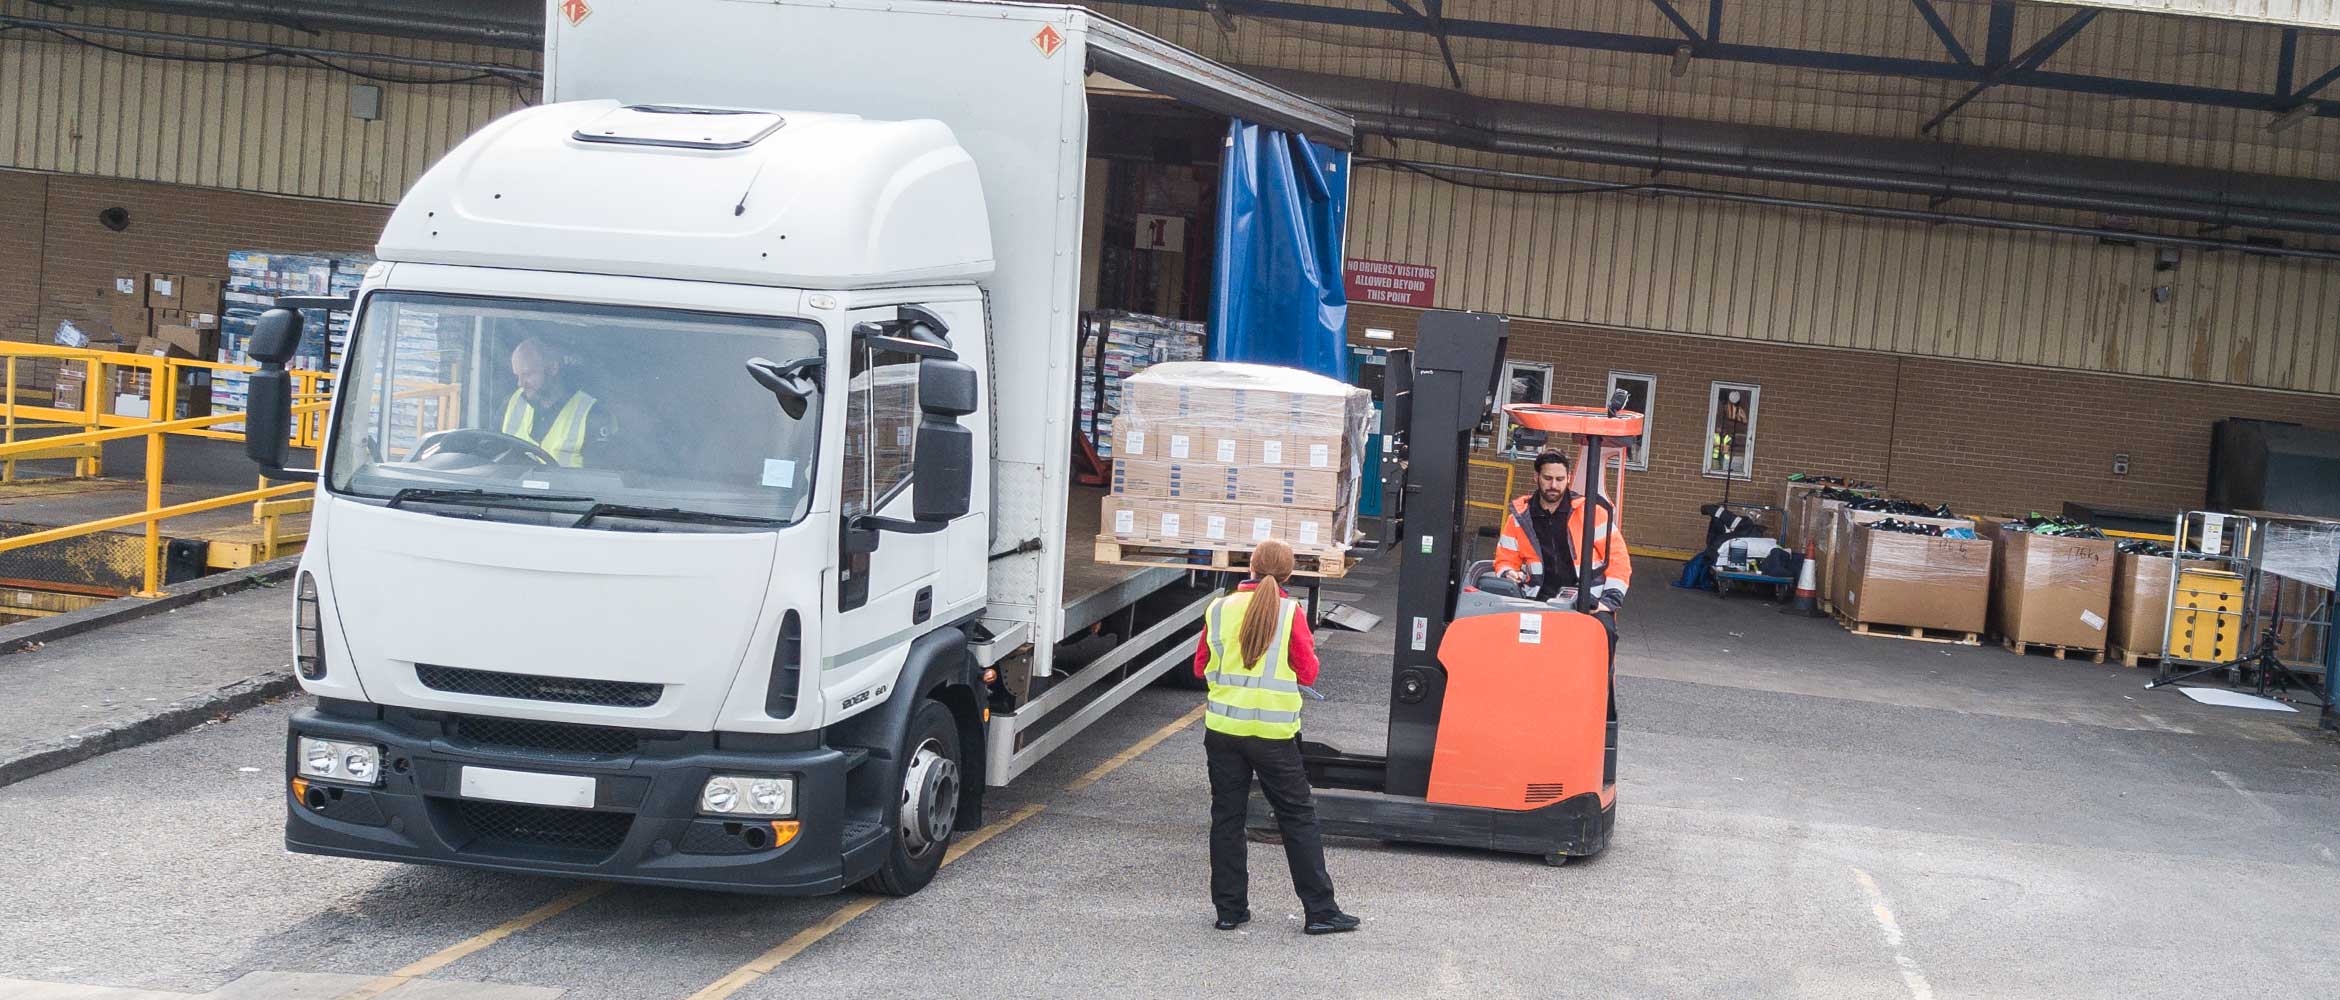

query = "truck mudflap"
283;706;870;895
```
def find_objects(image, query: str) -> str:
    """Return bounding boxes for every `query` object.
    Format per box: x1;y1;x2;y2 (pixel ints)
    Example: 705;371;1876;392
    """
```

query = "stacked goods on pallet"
1802;484;1884;609
1100;362;1371;561
1076;311;1206;460
65;271;226;420
216;250;374;430
1990;515;2116;658
2107;539;2216;666
1780;474;1869;552
1838;516;1992;637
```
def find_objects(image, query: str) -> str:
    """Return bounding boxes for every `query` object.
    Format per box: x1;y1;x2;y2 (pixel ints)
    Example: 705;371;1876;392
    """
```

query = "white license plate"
459;766;597;809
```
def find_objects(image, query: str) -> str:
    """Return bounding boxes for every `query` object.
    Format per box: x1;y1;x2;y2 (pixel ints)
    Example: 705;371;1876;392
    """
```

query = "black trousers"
1205;728;1339;920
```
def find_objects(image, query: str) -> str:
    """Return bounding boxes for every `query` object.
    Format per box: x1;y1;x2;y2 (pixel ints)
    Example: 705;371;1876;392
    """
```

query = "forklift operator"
502;338;614;468
1495;450;1633;634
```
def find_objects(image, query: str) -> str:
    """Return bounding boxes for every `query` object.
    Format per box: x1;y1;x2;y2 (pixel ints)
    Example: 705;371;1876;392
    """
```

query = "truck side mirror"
911;358;978;522
245;309;302;477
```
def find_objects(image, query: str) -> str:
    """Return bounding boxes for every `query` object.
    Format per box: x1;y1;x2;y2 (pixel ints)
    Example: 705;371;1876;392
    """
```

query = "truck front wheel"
860;698;961;896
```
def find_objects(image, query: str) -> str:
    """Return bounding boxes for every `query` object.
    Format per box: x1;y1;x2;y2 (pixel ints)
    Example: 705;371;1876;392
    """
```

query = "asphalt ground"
2;553;2337;999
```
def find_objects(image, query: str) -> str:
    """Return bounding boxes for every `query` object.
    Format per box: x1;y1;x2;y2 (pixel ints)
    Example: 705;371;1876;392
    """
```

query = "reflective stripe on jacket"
1201;591;1303;740
1491;493;1634;601
501;389;596;468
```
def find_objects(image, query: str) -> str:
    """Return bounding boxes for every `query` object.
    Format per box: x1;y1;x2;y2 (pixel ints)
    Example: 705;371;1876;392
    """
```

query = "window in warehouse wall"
1703;382;1759;481
1606;371;1655;471
1497;360;1551;458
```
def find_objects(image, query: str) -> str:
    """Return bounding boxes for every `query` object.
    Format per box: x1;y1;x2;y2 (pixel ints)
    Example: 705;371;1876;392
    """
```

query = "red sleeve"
1194;629;1211;679
1288;613;1319;686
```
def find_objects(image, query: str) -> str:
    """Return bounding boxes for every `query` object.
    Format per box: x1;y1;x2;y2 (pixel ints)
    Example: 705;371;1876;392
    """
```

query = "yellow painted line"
335;883;612;999
1064;702;1207;793
684;802;1049;1000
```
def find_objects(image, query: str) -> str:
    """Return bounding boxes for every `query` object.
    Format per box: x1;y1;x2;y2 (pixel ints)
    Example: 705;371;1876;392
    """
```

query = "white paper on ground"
2176;687;2300;713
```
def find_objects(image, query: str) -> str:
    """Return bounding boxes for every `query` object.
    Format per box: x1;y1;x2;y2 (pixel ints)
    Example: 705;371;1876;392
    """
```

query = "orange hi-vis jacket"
1492;493;1633;604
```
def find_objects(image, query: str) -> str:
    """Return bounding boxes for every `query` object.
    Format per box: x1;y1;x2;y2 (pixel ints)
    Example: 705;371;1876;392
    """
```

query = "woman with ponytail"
1191;539;1359;935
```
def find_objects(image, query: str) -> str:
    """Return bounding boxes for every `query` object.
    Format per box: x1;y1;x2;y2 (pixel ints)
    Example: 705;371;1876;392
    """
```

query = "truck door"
829;307;948;649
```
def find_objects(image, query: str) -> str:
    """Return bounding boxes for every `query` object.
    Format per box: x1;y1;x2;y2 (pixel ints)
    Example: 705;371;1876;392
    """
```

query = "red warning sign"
560;0;592;27
1032;25;1064;58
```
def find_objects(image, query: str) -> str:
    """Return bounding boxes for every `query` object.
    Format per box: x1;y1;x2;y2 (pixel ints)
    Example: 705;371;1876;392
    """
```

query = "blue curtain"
1209;120;1350;380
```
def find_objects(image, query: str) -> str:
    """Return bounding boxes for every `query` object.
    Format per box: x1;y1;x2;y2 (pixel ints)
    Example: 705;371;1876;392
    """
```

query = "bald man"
501;338;612;467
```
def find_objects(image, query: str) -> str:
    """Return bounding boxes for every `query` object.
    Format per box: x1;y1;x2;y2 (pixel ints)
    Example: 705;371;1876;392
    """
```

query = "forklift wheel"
1542;853;1571;868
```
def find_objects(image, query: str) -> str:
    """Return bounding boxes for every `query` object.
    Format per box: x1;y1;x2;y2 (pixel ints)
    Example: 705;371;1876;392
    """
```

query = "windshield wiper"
571;503;785;529
386;487;594;511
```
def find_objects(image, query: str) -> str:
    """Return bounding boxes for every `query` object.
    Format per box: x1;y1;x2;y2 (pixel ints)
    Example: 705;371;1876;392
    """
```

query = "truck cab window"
326;292;825;528
842;342;923;518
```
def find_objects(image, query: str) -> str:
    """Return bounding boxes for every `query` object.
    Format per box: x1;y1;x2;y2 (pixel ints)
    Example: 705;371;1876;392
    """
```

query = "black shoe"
1214;911;1251;931
1303;911;1360;935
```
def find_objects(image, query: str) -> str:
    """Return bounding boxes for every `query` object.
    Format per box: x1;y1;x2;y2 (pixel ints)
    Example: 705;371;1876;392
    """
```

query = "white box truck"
245;0;1353;895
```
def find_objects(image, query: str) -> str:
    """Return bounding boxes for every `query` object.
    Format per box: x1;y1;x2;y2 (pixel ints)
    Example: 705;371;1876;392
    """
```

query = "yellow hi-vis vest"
1202;590;1304;740
501;390;596;468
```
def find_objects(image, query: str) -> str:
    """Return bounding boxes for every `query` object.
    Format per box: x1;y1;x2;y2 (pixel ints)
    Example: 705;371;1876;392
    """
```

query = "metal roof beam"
1378;0;1462;89
1922;9;2100;133
2290;60;2340;103
1645;0;1705;46
1909;0;1974;66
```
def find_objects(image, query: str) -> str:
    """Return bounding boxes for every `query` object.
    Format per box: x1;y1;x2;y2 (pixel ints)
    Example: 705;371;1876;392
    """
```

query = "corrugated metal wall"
0;0;535;204
1090;0;2340;396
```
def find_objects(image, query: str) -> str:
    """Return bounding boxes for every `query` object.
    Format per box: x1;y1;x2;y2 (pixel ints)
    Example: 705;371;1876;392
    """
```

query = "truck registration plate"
459;766;597;809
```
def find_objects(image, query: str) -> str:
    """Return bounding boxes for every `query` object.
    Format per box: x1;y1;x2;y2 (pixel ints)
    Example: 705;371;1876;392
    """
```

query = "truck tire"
859;698;962;896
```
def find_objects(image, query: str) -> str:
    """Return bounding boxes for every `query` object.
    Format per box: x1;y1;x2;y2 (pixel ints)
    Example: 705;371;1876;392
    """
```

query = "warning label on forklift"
1411;616;1428;651
1518;614;1542;644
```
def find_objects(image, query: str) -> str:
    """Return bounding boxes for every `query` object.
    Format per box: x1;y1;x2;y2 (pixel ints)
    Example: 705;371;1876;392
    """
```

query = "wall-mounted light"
1365;328;1395;341
1671;45;1694;78
2266;101;2319;133
97;207;130;232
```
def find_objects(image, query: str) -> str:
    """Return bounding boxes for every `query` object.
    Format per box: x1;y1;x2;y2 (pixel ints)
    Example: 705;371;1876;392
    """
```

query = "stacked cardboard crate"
80;271;224;419
1994;529;2117;661
1097;362;1370;568
215;250;373;429
1076;311;1206;460
1832;511;1990;639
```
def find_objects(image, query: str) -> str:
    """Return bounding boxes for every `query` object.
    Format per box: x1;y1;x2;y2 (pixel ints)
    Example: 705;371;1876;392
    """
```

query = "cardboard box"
153;324;218;360
110;270;143;302
1286;507;1349;553
1251;430;1346;471
1841;528;1991;634
1101;497;1281;548
2109;551;2219;659
134;335;194;360
1112;458;1343;508
1113;418;1241;465
1827;508;1973;612
108;300;152;340
144;273;184;308
1996;532;2117;651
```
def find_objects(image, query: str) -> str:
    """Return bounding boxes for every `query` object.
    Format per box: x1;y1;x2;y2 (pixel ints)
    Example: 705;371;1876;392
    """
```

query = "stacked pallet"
1095;362;1370;576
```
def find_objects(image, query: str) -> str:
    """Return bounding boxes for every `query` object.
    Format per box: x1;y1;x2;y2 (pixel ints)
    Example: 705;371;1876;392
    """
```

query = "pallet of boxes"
72;270;224;420
1828;500;1990;645
2105;538;2213;668
1095;362;1370;577
1977;515;2117;663
1793;483;1881;616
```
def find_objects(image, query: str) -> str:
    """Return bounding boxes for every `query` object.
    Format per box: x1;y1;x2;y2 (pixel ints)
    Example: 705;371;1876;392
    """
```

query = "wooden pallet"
1833;613;1981;646
2002;638;2109;664
2107;643;2161;669
1093;538;1356;579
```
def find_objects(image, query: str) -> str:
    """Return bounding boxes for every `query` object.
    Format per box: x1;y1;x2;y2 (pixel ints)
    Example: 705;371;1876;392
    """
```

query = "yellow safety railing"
0;341;333;481
0;401;330;597
1466;458;1517;515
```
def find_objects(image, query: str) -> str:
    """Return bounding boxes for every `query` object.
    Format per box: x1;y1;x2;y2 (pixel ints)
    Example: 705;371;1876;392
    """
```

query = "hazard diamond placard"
561;0;592;27
1032;25;1063;58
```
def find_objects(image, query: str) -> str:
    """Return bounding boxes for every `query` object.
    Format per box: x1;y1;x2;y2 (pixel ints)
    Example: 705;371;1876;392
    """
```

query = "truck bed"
1061;484;1182;636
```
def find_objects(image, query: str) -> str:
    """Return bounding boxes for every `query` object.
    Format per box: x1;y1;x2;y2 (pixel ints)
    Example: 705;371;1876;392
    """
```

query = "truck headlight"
700;775;794;818
297;736;382;787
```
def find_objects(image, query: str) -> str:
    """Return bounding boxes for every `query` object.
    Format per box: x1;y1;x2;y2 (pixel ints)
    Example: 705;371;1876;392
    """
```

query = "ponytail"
1238;539;1297;667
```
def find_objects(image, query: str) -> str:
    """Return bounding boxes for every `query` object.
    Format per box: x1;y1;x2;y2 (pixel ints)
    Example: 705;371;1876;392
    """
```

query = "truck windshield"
325;292;824;528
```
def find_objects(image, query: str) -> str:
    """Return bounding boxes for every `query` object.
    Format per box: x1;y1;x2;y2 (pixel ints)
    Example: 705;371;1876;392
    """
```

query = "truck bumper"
283;707;873;895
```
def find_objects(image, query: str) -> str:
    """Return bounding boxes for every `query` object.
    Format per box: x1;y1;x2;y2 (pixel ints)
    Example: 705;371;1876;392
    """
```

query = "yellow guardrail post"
140;424;166;597
3;354;17;484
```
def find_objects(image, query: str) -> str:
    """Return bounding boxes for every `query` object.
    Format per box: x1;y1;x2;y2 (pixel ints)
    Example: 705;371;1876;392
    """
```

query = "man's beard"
1539;488;1565;505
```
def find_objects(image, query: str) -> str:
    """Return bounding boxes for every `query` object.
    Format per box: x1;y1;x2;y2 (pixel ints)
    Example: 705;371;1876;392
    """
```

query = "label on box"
1300;521;1321;545
115;278;137;295
2199;514;2226;556
1126;430;1145;455
1169;434;1190;460
1205;515;1227;540
1518;614;1542;644
1310;444;1330;468
1160;512;1182;536
1261;440;1283;464
153;278;174;297
2080;609;2106;631
1216;438;1237;463
1251;516;1274;543
1114;509;1135;534
761;458;797;488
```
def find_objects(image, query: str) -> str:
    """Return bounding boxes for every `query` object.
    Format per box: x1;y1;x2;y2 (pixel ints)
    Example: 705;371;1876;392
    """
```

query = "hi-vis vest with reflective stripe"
1202;590;1304;740
501;390;596;468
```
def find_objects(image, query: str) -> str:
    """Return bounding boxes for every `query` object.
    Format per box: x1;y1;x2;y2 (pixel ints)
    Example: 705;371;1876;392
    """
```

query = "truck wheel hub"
898;738;959;856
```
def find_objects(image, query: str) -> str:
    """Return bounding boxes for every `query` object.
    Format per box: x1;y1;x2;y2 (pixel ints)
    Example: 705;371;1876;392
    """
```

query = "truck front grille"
418;664;662;708
450;715;647;758
444;800;633;857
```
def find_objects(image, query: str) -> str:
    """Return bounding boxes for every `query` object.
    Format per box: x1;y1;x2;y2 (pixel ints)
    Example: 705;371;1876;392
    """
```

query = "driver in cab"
502;338;613;467
1494;450;1632;649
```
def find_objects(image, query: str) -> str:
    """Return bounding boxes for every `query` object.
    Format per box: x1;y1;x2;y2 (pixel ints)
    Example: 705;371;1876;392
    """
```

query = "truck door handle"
913;586;933;624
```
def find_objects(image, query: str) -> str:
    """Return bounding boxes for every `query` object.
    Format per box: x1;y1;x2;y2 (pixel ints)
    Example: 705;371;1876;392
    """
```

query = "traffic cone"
1781;544;1823;617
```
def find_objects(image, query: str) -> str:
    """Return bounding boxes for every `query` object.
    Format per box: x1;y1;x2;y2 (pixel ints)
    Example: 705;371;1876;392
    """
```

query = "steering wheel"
409;428;559;467
1474;571;1526;598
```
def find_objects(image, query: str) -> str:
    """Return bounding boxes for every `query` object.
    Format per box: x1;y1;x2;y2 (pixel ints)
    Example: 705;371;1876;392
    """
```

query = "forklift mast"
1382;312;1509;798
